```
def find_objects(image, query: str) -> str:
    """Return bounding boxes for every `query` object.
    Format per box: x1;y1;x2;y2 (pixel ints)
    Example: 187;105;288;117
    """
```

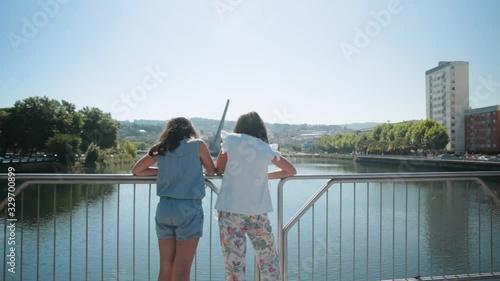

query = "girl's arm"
132;154;159;176
199;141;216;176
215;151;227;175
268;156;297;179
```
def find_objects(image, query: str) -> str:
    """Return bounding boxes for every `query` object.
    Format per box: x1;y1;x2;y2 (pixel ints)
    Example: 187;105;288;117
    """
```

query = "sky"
1;0;499;126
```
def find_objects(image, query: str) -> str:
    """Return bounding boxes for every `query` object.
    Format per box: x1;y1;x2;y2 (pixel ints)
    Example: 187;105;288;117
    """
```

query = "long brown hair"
233;111;269;143
148;117;199;156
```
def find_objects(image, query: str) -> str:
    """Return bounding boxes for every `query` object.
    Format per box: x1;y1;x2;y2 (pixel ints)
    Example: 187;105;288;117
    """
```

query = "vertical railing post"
277;179;286;281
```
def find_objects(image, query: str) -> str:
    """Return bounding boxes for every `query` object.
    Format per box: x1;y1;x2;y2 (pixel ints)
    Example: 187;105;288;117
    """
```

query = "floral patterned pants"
218;211;281;281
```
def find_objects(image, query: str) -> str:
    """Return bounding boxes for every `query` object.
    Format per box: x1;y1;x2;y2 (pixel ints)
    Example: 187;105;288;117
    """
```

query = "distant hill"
118;118;235;148
341;122;382;131
119;119;381;149
121;119;377;137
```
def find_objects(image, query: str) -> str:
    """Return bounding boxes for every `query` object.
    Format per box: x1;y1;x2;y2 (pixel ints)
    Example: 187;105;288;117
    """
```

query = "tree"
380;123;395;142
404;119;449;152
344;133;358;153
80;107;120;151
120;140;137;158
367;140;388;154
1;97;84;156
55;100;84;135
9;96;61;155
290;144;302;152
84;142;100;168
422;120;449;151
0;109;11;155
317;136;332;153
370;125;384;142
407;123;425;150
46;134;81;166
134;141;148;151
393;122;413;141
355;134;370;154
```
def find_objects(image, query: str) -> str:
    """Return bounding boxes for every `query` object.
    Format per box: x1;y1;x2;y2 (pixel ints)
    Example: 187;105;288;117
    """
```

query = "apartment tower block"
425;61;469;153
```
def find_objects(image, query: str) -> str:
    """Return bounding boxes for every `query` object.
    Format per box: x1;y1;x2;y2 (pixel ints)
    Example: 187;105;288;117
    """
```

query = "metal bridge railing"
277;172;500;281
0;174;224;281
1;171;500;281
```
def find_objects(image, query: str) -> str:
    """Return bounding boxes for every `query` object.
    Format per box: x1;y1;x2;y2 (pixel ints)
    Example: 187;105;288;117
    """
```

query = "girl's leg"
173;237;200;281
218;211;247;281
246;214;281;281
158;238;176;281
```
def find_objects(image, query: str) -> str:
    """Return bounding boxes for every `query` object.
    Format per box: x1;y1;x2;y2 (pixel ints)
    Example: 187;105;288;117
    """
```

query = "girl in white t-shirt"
215;111;296;281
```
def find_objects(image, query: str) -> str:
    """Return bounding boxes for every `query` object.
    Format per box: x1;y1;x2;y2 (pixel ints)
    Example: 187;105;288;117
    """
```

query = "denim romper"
155;139;205;240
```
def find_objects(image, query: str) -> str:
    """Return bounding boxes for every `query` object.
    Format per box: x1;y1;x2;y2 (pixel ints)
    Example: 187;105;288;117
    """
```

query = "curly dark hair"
233;111;269;143
148;117;199;156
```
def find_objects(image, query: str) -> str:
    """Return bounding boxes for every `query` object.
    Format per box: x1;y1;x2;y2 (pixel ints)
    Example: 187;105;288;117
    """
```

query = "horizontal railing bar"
1;172;499;187
1;172;496;185
1;171;500;181
0;173;222;180
275;171;500;183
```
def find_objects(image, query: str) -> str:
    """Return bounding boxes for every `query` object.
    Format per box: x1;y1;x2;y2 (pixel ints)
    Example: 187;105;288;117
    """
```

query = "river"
1;157;499;281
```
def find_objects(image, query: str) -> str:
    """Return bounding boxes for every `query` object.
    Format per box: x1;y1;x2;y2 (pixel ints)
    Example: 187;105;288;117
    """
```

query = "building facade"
425;61;469;153
464;105;500;154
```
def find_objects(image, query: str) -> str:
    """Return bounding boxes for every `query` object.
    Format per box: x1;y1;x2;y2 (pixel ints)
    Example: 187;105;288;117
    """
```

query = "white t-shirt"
215;131;281;215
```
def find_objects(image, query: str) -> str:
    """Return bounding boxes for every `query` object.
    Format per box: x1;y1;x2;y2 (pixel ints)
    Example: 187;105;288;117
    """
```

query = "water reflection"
15;184;117;225
1;165;133;225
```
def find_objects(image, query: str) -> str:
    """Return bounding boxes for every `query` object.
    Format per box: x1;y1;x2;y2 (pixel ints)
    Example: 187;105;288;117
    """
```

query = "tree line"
316;119;449;155
0;96;136;168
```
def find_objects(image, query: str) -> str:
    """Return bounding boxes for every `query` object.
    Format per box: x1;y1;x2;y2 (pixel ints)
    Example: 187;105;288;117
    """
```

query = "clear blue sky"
1;0;499;125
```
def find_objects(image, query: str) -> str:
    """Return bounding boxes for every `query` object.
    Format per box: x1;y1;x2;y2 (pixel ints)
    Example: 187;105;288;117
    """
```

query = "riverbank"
282;152;354;160
282;153;500;171
354;155;500;171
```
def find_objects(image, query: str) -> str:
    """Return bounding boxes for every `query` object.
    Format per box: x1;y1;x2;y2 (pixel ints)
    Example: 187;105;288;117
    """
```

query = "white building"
425;61;469;153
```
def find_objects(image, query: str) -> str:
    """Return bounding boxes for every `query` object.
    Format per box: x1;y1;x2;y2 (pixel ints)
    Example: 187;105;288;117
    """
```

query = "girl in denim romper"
133;117;216;281
215;111;297;281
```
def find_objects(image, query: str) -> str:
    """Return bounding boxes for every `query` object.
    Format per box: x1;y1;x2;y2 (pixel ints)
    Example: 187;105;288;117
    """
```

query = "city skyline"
1;0;499;125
